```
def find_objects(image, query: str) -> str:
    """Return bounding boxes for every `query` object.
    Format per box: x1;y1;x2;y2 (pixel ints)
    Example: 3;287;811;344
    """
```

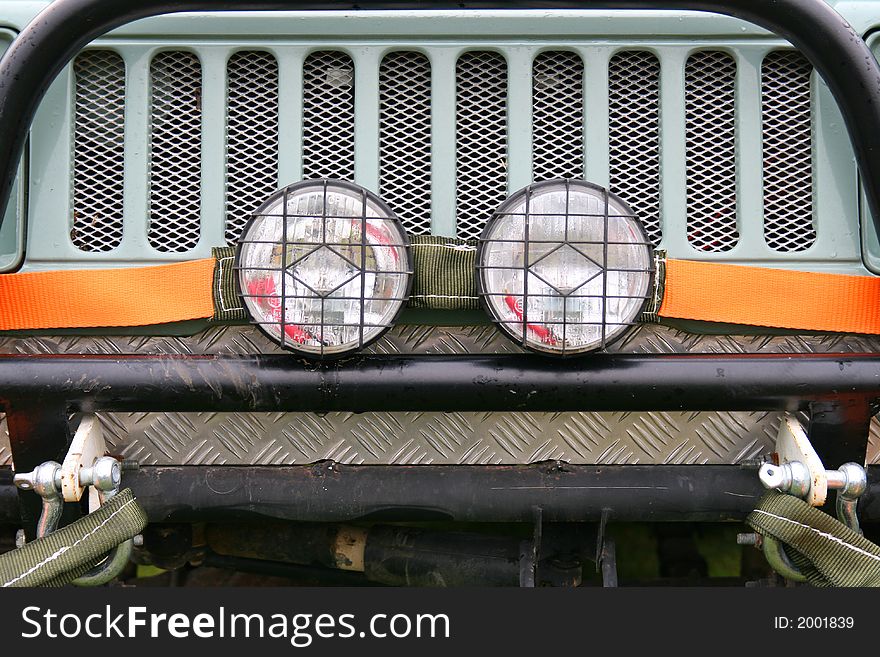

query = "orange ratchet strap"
659;259;880;335
0;256;879;334
0;258;215;330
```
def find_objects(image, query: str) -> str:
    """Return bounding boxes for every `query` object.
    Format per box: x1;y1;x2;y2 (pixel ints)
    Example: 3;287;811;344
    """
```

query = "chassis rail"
4;464;880;523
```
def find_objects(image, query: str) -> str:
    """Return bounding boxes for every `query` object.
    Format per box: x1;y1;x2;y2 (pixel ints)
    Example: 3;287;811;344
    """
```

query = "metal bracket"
60;414;107;509
754;414;869;581
766;414;828;506
12;414;130;586
518;506;542;587
758;414;868;521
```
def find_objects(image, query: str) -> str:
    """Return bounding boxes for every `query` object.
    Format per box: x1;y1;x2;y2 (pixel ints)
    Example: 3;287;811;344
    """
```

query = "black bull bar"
2;0;880;525
0;353;879;525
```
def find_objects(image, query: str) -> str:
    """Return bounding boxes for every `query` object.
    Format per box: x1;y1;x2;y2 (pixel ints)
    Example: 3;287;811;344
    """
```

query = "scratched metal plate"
0;323;878;466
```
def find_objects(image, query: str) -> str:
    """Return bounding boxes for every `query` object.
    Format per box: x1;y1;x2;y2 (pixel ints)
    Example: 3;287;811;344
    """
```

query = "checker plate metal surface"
0;324;878;467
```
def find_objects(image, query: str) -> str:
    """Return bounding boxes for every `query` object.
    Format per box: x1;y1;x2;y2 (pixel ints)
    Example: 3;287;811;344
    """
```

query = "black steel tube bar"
0;1;879;244
0;353;877;413
4;465;880;523
57;464;880;523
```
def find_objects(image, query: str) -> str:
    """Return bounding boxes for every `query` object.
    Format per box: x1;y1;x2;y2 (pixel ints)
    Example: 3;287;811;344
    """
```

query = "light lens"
477;179;653;355
237;180;412;357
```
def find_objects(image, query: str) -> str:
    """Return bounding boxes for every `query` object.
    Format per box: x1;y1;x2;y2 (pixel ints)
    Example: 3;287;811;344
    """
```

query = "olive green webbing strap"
211;237;481;320
408;236;480;310
0;489;147;588
212;246;248;322
746;491;880;587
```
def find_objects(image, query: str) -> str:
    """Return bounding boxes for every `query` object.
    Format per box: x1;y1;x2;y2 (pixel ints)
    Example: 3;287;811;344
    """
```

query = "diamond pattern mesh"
685;51;738;252
148;51;202;252
609;51;662;246
762;50;815;252
532;51;584;182
72;50;126;252
302;51;355;180
225;51;279;243
456;51;508;240
67;45;818;257
379;52;432;234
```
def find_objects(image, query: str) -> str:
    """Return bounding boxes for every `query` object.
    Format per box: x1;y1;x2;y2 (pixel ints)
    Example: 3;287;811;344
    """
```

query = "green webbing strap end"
747;490;880;587
0;488;147;588
212;246;248;322
210;237;484;321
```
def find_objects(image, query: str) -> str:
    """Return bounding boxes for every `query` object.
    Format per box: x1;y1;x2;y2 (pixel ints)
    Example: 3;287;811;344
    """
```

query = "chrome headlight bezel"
476;178;654;356
235;179;413;358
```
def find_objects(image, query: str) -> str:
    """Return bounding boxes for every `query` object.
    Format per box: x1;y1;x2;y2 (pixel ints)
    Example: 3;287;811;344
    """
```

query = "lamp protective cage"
235;178;414;357
476;178;655;356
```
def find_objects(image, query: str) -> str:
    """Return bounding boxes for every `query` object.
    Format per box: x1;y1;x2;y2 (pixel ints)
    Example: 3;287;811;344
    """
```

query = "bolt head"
759;463;785;490
30;462;61;498
91;457;122;492
838;462;867;499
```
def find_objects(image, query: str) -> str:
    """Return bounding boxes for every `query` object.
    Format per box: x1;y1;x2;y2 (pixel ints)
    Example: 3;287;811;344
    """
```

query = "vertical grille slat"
379;52;432;234
225;51;280;243
456;51;508;240
67;42;820;259
72;50;126;252
762;50;815;252
685;50;739;252
148;51;203;252
532;51;584;182
302;51;355;180
609;51;662;245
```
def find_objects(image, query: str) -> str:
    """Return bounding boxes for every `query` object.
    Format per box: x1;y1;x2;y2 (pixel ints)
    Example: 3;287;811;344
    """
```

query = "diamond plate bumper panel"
0;323;877;466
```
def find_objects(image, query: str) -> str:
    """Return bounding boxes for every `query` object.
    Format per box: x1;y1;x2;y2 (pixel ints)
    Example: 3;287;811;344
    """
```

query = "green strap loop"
747;490;880;587
212;236;482;320
0;488;147;587
408;236;480;310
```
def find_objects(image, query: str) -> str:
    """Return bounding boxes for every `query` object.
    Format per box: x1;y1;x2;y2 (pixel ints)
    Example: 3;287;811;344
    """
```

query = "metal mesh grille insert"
456;51;508;240
302;51;355;181
72;50;126;252
685;51;738;252
148;51;202;252
532;51;584;182
609;51;662;246
379;52;432;234
225;51;280;243
762;50;815;252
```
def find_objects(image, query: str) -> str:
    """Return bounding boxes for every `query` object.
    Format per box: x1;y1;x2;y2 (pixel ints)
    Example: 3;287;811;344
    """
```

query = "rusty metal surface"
0;323;878;466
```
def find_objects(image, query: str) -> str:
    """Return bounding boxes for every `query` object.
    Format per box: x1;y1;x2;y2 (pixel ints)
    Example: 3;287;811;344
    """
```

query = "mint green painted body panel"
858;31;880;274
0;27;24;273
0;4;876;276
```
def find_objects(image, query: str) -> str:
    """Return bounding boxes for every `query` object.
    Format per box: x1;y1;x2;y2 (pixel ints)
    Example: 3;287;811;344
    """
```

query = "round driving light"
476;179;653;356
236;179;412;357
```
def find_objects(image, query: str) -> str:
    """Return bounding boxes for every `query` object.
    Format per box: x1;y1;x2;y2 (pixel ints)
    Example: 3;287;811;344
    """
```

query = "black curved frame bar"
0;1;878;245
0;353;878;413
